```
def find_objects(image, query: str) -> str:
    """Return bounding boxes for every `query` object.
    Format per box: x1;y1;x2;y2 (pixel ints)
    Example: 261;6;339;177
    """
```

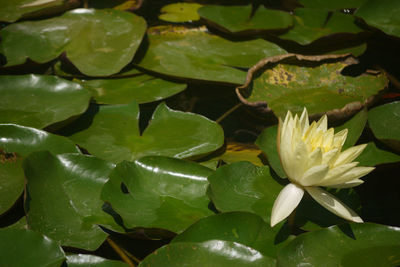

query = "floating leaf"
0;75;91;129
0;9;147;76
88;0;142;10
67;254;129;267
356;142;400;166
355;0;400;38
236;54;387;118
0;229;65;267
0;152;24;215
198;5;292;33
69;101;224;163
24;152;119;250
277;223;400;267
136;26;286;84
159;3;202;23
207;161;283;223
172;211;293;258
255;125;286;178
368;101;400;151
279;8;363;45
139;240;275;267
336;108;368;149
299;0;367;10
101;156;214;233
82;75;186;104
0;124;79;156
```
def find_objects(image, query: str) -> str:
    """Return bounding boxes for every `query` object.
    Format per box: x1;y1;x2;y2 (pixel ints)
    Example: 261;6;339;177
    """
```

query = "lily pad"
0;152;24;215
136;26;286;85
24;151;119;250
299;0;367;10
279;8;363;45
355;0;400;38
198;5;292;33
368;101;400;151
159;3;202;23
336;108;368;149
101;156;214;233
236;54;387;118
67;254;129;267
277;223;400;267
0;0;78;23
356;142;400;166
0;75;91;129
0;229;65;267
139;240;275;267
82;75;186;105
172;211;293;258
0;124;79;156
69;101;224;163
207;161;284;223
0;8;147;76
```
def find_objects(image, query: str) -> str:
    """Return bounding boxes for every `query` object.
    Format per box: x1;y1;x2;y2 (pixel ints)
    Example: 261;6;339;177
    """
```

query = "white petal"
316;115;328;132
322;162;359;182
322;128;334;148
333;129;348;148
299;107;309;135
288;140;309;182
328;179;364;188
300;164;329;186
308;147;322;167
322;148;339;166
321;166;374;186
271;183;304;227
334;144;368;167
305;187;363;223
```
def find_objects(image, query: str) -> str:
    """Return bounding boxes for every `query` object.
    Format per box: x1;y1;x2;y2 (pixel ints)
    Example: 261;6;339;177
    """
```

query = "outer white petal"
321;148;339;166
322;162;359;182
328;179;364;188
300;164;329;186
334;144;368;167
316;115;328;132
299;107;309;135
305;187;363;223
320;166;375;186
332;129;348;148
288;140;309;182
271;183;304;227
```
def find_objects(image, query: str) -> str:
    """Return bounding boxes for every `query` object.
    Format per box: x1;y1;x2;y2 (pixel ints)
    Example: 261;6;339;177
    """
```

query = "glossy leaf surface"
0;9;146;76
172;211;292;258
0;124;79;156
0;154;24;215
67;254;129;267
299;0;366;10
0;0;67;22
207;161;283;223
24;152;118;250
0;75;91;129
277;223;400;267
137;26;286;84
82;75;186;104
0;229;65;267
101;156;214;233
139;240;275;267
198;5;292;33
70;102;224;163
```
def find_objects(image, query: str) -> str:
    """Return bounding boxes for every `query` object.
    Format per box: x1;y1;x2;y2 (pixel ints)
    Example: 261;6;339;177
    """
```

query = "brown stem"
107;237;136;267
215;103;243;124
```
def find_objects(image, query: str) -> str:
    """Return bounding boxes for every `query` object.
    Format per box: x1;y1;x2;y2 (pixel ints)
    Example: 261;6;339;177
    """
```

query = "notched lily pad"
136;25;286;85
198;4;293;34
0;8;147;76
236;53;387;120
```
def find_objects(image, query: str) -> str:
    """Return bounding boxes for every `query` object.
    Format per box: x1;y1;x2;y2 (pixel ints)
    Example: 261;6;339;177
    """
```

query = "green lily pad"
6;216;28;230
279;8;363;45
207;161;283;223
0;8;146;76
356;142;400;166
69;101;224;163
0;229;65;267
101;156;214;233
355;0;400;38
336;108;368;149
198;5;292;33
159;3;202;23
255;125;286;178
136;26;286;85
237;55;387;118
82;75;186;105
0;152;24;215
368;101;400;151
0;75;91;129
299;0;366;10
139;240;275;267
67;254;129;267
172;211;293;258
24;151;120;250
0;124;79;156
277;223;400;267
0;0;78;23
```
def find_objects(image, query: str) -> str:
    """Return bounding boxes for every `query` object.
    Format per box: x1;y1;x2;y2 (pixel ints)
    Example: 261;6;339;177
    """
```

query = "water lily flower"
270;108;374;227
